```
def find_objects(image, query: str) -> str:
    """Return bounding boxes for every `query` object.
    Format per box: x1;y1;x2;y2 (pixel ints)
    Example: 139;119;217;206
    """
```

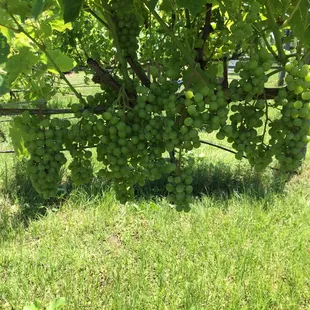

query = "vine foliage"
0;0;310;209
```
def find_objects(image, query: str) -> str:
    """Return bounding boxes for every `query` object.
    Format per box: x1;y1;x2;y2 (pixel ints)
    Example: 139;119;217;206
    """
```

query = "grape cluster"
14;113;68;199
94;81;179;203
230;48;273;101
269;63;310;171
111;0;141;57
63;111;102;185
166;164;193;212
285;61;310;94
216;98;274;171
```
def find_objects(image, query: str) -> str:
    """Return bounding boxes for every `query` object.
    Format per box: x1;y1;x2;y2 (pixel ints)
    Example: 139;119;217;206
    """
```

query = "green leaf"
205;63;220;79
6;47;40;85
63;0;84;23
6;0;32;19
134;0;149;23
45;49;77;74
9;121;28;159
47;297;66;310
176;0;207;15
32;0;47;19
149;0;158;9
0;74;9;95
0;33;10;64
22;306;39;310
0;8;15;30
159;0;176;12
287;0;310;45
50;19;72;32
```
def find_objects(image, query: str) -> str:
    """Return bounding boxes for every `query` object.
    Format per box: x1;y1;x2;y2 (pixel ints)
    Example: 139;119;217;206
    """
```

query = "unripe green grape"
184;117;194;127
302;92;310;100
294;85;303;95
185;90;194;99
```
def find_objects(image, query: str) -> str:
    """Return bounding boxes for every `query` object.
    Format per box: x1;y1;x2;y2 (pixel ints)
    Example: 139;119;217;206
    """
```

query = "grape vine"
0;0;309;210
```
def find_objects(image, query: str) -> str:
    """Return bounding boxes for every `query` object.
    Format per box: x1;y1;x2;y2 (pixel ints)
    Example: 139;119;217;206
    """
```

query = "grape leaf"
0;33;10;64
63;0;84;23
44;49;77;74
287;0;310;45
0;8;15;29
50;19;72;32
149;0;158;9
32;0;47;19
0;74;9;95
159;0;175;12
176;0;208;15
6;47;40;85
6;0;32;19
9;122;29;159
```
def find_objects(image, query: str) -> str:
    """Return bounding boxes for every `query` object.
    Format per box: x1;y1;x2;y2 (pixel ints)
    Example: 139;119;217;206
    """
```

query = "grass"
0;142;309;309
0;73;310;309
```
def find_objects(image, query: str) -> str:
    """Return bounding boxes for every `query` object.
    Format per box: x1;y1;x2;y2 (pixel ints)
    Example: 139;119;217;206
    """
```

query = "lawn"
0;74;310;309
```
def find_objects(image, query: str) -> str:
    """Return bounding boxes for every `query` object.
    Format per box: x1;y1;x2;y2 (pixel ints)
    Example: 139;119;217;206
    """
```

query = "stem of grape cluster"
177;149;182;176
264;0;287;64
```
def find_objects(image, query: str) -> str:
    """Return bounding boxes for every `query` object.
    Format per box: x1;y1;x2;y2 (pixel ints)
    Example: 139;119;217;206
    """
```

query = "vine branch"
195;3;213;69
126;56;151;87
87;58;121;91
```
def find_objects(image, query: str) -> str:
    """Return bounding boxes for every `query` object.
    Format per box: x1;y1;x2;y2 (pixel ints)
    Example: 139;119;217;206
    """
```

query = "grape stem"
0;23;19;32
177;149;182;176
205;31;223;64
259;30;279;61
264;0;287;64
185;9;191;29
262;95;269;145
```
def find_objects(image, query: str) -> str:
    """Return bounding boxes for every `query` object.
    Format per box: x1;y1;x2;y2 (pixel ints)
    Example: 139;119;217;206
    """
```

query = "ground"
0;73;309;309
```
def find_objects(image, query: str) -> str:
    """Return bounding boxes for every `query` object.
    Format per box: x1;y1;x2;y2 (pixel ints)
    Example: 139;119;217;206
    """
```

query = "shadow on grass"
1;160;55;222
1;158;288;231
135;161;287;203
0;159;112;227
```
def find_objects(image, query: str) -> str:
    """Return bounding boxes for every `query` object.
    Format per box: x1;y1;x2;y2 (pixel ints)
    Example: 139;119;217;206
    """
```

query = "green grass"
0;142;310;309
0;73;310;309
